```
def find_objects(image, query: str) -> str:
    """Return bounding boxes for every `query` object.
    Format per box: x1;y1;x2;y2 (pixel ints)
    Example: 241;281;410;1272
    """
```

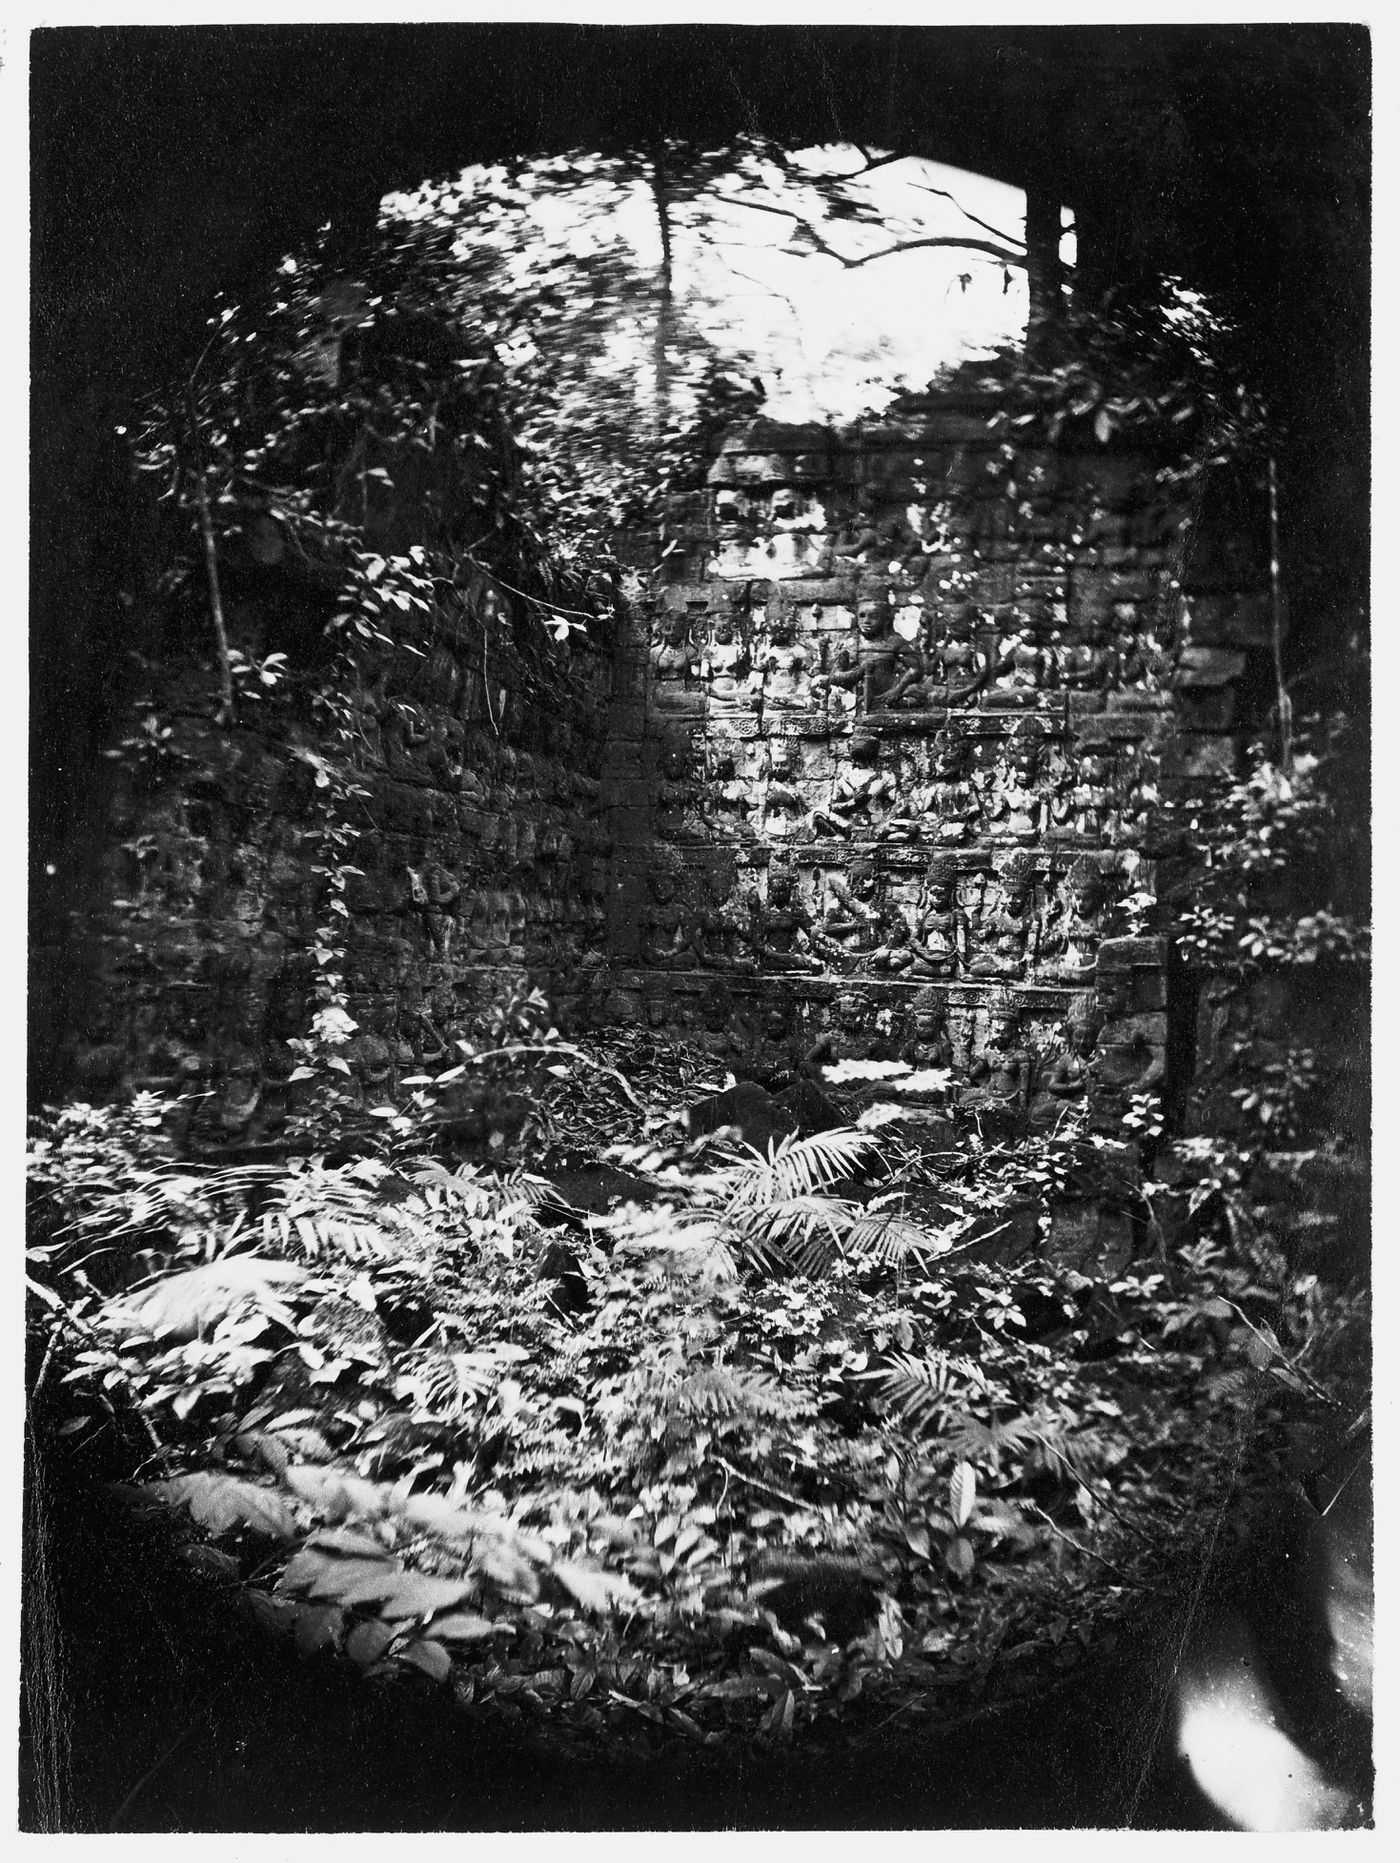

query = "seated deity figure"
1036;998;1101;1108
755;866;826;974
1071;749;1117;840
1041;854;1114;985
875;746;926;842
982;725;1043;843
641;866;692;968
921;730;981;844
656;746;714;841
754;611;813;712
1112;603;1173;694
919;594;992;705
650;609;700;710
868;901;919;975
990;623;1053;701
698;612;753;713
812;592;925;713
811;734;899;837
818;860;884;970
966;855;1038;981
700;875;761;974
898;999;956;1077
964;1007;1034;1117
705;746;759;841
906;855;964;977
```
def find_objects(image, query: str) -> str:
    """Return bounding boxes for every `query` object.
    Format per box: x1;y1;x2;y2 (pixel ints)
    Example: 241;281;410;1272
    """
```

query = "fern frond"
844;1210;942;1266
722;1128;878;1209
866;1351;989;1431
941;1408;1041;1462
666;1363;791;1423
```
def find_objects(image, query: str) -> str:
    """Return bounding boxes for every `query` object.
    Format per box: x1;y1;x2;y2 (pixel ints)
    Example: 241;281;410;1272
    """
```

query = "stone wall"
66;593;617;1148
601;398;1274;1130
50;380;1281;1150
57;298;622;1147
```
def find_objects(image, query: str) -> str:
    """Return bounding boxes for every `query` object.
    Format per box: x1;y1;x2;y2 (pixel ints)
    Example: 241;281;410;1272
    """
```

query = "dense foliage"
27;1050;1366;1752
43;147;1368;1775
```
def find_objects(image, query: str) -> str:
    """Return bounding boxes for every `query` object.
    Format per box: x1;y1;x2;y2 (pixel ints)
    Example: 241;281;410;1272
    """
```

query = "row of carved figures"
804;989;1164;1118
650;595;1171;714
640;852;1143;985
658;731;1157;849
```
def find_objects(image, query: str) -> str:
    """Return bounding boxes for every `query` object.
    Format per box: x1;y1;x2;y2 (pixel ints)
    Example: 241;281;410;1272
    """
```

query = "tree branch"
186;386;235;728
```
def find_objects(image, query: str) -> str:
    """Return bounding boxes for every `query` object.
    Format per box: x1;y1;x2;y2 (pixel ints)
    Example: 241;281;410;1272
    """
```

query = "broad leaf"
950;1461;977;1529
429;1612;509;1645
552;1558;638;1613
146;1472;296;1541
380;1572;478;1621
399;1637;452;1683
292;1603;344;1657
344;1619;397;1668
106;1257;306;1341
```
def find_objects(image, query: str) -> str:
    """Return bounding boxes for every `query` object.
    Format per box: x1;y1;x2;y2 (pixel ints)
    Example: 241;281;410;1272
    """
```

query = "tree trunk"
649;143;674;436
1024;183;1063;354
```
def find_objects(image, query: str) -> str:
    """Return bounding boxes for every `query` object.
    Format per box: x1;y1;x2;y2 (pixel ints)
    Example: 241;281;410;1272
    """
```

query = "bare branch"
795;220;1026;272
904;180;1027;251
714;190;1024;271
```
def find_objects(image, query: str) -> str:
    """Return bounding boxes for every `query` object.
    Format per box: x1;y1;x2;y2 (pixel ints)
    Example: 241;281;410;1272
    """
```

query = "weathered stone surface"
681;1080;800;1149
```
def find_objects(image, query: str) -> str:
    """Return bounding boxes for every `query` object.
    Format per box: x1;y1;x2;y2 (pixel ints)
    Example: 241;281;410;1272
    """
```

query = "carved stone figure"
965;1007;1033;1116
755;866;825;973
813;593;924;712
1069;749;1116;839
755;612;813;712
410;858;461;960
1038;999;1100;1104
966;855;1038;981
819;860;883;969
812;734;898;836
641;866;692;968
1041;855;1112;984
706;746;759;840
1040;740;1078;839
991;625;1052;700
907;855;964;977
1053;613;1116;695
759;739;809;842
983;726;1042;843
699;612;753;712
901;1002;955;1073
919;730;980;844
650;611;699;710
920;597;992;705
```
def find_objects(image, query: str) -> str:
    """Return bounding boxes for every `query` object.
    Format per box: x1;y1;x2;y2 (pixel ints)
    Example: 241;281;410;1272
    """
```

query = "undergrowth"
27;1075;1367;1754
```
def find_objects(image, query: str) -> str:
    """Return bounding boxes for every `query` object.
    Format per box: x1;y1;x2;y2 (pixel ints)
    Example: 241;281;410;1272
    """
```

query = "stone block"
1047;1200;1135;1277
1097;936;1168;971
1175;689;1237;731
1174;646;1247;688
1176;734;1238;780
1098;1012;1167;1047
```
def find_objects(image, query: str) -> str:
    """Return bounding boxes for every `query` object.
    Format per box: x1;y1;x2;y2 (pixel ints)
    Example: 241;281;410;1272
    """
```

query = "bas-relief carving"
753;611;813;712
963;1005;1034;1117
962;855;1038;982
697;612;753;713
625;423;1213;1117
906;856;963;978
812;734;898;837
811;594;925;713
